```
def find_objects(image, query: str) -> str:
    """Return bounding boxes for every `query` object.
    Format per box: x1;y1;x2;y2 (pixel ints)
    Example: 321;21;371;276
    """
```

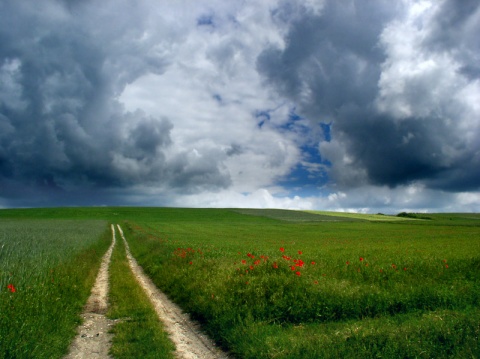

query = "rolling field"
1;207;479;358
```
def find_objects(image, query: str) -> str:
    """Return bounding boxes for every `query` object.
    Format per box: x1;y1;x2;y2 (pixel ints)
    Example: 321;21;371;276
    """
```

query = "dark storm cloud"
258;0;480;192
0;1;230;206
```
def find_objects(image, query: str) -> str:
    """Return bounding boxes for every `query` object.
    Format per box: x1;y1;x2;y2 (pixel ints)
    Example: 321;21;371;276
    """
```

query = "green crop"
0;219;110;359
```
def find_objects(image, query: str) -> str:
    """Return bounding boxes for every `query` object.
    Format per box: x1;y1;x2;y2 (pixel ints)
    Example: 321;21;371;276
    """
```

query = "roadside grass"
107;225;175;359
0;219;110;359
123;208;480;358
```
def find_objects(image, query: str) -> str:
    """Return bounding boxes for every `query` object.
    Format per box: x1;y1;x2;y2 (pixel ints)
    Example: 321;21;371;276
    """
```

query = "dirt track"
65;224;229;359
64;224;117;359
116;224;229;359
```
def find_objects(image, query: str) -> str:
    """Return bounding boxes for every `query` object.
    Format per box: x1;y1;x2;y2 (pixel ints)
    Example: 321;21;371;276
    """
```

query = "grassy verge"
0;220;110;359
107;225;175;359
123;209;480;358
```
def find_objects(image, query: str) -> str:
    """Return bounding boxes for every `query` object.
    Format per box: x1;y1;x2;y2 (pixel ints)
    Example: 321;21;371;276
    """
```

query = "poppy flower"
359;257;364;262
241;259;247;264
290;265;296;271
311;261;316;265
7;284;16;293
295;271;301;276
298;250;303;255
272;262;278;269
346;261;350;265
445;264;449;269
280;247;285;252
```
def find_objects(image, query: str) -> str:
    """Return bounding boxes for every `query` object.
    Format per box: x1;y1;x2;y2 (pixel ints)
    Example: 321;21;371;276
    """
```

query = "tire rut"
64;224;117;359
116;224;230;359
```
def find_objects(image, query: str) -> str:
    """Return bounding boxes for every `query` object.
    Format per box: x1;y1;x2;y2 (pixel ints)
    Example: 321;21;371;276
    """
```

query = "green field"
0;219;110;358
1;207;479;358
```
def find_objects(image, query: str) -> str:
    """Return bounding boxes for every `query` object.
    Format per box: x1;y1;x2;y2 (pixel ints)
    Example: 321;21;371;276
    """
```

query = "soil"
64;224;117;359
65;224;229;359
116;224;230;359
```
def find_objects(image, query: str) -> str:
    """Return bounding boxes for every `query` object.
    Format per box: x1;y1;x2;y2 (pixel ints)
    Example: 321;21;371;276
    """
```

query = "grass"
107;225;175;359
0;219;110;359
0;207;479;358
305;210;417;221
122;208;480;358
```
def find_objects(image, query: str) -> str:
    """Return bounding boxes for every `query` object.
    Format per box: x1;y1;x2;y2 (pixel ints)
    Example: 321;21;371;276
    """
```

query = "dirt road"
116;224;229;359
65;224;229;359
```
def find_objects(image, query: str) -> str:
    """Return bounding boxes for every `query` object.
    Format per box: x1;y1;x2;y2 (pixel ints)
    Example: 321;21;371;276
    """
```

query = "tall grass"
0;219;110;359
123;209;480;358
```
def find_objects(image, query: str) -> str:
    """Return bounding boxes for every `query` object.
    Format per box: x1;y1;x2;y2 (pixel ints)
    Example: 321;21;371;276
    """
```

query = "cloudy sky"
1;0;479;212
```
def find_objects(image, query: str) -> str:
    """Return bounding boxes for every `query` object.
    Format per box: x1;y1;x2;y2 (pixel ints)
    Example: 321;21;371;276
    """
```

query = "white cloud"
118;1;303;193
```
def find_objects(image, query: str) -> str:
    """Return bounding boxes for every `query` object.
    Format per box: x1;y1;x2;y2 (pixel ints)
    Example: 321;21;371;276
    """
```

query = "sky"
1;0;479;213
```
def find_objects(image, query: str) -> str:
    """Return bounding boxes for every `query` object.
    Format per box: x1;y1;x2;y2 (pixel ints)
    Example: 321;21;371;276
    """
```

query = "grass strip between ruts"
107;224;175;359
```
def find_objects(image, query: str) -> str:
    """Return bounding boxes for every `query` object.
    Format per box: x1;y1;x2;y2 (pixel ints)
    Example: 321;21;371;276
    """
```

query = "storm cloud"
0;0;231;205
1;0;479;212
258;0;480;192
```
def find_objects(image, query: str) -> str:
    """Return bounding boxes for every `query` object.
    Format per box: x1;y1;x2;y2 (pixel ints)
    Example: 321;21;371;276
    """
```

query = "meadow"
123;208;480;358
1;207;479;358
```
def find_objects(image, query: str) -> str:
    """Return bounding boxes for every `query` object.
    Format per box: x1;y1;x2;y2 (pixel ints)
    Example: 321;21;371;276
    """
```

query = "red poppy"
346;261;350;265
7;284;16;293
290;265;296;271
254;260;261;266
298;250;303;255
391;264;397;269
189;261;193;265
295;271;301;276
280;247;285;252
272;262;278;269
313;280;319;284
445;264;449;269
296;259;305;267
241;259;247;264
359;257;364;262
249;265;254;270
311;261;316;265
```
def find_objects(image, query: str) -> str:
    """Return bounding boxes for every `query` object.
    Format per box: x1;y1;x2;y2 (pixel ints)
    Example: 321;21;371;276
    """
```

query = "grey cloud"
0;0;230;206
167;149;231;194
258;0;480;192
